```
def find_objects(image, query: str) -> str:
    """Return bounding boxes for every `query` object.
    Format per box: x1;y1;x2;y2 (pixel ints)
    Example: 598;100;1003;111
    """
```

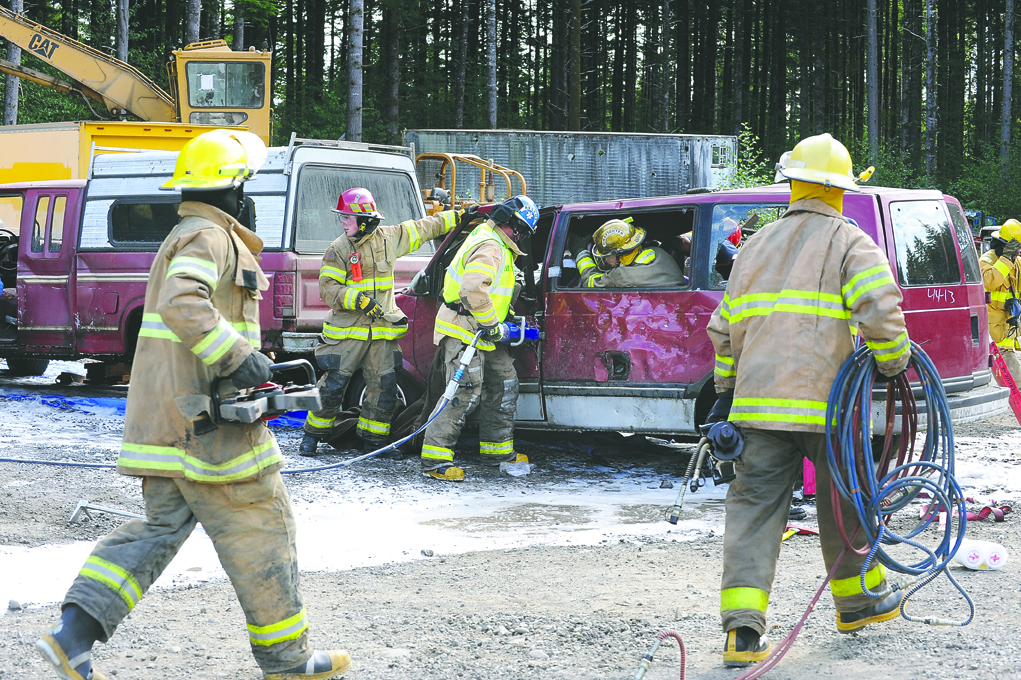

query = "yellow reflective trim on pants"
720;587;769;613
435;318;495;351
358;416;390;435
997;338;1020;350
79;556;143;611
830;564;887;597
480;440;514;454
422;444;454;462
248;608;309;646
305;413;336;430
323;323;371;341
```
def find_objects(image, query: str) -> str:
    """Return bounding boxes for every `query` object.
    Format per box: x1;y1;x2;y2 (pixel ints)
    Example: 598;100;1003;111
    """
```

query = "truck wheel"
342;369;425;413
5;357;50;377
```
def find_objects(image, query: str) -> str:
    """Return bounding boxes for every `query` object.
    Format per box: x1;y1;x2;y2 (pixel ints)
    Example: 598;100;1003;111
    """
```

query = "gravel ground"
2;364;1021;680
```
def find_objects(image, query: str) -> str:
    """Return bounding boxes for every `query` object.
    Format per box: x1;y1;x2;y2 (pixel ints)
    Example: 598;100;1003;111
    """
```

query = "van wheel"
5;357;49;377
342;369;425;413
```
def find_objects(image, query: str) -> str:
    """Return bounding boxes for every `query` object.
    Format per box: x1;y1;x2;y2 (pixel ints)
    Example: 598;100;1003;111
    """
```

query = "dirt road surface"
1;361;1020;679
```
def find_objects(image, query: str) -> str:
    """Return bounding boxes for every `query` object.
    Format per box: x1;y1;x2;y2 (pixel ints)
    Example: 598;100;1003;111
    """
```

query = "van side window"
945;203;982;285
890;200;962;286
554;208;694;290
49;196;67;254
110;202;182;246
293;165;423;253
32;196;50;253
708;204;785;290
0;194;23;237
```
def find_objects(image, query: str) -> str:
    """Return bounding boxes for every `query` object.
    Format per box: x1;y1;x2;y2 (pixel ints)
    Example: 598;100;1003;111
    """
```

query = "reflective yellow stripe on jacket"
729;398;829;426
166;255;219;289
714;354;736;378
434;318;495;351
140;314;259;350
721;289;851;324
118;440;283;483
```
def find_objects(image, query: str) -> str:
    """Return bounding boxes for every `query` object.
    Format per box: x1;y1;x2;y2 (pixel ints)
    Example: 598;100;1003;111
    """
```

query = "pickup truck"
394;184;1008;436
0;137;436;377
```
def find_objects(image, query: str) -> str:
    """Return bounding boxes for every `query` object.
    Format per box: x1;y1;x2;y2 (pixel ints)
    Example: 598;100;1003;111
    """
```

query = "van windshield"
294;165;423;253
890;200;962;286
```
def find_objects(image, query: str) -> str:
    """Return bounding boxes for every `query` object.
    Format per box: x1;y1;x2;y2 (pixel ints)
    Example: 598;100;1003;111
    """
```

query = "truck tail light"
274;272;295;318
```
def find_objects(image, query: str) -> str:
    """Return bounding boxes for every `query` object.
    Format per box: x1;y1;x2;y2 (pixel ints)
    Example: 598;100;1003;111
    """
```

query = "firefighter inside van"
575;217;686;288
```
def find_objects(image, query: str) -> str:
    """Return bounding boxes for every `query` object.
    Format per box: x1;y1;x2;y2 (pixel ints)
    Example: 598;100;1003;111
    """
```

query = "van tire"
5;357;50;377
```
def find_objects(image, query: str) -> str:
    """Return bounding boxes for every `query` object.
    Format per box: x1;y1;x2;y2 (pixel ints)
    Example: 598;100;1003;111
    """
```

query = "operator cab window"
707;204;786;290
186;61;265;109
553;207;695;290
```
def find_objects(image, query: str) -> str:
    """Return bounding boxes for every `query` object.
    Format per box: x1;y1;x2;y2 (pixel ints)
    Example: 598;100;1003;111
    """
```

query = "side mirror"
408;269;431;297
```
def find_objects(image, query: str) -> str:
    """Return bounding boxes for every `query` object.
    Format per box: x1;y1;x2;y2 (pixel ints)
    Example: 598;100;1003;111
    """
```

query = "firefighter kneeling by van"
576;217;686;288
36;130;352;680
419;195;539;481
980;219;1021;386
299;188;465;456
706;133;911;668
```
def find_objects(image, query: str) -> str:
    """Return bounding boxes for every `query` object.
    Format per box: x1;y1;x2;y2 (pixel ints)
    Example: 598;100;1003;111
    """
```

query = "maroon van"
393;185;1007;436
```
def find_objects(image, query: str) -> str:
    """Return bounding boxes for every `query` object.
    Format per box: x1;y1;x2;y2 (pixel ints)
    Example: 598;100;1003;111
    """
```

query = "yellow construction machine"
416;153;527;215
0;6;272;181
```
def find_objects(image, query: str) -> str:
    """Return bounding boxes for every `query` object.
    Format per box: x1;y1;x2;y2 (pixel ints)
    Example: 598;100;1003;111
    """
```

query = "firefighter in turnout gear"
35;131;352;680
576;217;685;288
299;188;462;456
706;133;911;668
420;195;539;481
980;218;1021;385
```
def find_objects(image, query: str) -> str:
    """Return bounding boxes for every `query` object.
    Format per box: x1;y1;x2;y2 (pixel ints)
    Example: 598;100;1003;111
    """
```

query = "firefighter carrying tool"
980;219;1021;389
35;130;352;680
419;195;539;481
706;133;912;668
299;188;463;457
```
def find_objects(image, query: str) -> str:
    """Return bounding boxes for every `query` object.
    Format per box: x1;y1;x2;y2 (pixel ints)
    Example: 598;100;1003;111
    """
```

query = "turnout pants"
64;473;310;673
720;429;889;635
420;336;519;471
304;337;400;442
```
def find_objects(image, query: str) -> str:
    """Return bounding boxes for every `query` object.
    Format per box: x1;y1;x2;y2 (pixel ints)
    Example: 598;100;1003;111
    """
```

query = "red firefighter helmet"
333;187;383;219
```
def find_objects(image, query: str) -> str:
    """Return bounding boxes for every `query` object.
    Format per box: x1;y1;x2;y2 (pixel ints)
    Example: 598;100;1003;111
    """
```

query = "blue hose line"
826;341;973;626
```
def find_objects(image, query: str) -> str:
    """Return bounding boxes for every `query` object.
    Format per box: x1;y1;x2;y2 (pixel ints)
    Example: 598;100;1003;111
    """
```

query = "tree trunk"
384;3;400;145
925;0;937;180
733;0;744;134
866;0;879;161
568;0;581;130
233;0;244;49
186;0;201;43
115;0;129;62
1003;0;1014;175
485;0;496;128
3;0;23;126
347;0;364;141
658;0;669;132
453;0;468;127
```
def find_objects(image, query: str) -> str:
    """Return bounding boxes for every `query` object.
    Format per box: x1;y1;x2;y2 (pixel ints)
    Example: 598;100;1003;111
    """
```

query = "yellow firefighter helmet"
591;218;646;259
162;130;267;191
778;133;860;192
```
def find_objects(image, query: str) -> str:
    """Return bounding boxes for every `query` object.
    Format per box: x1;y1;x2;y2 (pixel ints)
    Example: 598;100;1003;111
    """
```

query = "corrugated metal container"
403;129;737;208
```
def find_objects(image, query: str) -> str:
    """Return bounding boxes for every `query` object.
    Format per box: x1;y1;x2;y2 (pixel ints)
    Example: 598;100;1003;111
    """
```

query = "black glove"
480;322;510;343
229;351;273;390
1003;239;1021;261
457;205;482;229
356;292;384;321
705;389;734;425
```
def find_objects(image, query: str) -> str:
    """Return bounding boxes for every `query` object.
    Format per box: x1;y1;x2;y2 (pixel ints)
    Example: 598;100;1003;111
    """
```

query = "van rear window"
110;202;182;245
889;200;962;286
294;165;423;253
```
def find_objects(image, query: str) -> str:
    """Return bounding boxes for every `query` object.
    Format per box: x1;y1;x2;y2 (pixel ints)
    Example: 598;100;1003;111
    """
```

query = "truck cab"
0;138;439;376
395;185;1007;437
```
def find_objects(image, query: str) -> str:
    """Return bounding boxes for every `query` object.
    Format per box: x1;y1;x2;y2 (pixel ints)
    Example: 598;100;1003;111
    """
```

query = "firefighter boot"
722;626;770;668
299;434;319;457
836;591;904;633
36;604;107;680
424;466;465;482
263;650;352;680
361;433;392;457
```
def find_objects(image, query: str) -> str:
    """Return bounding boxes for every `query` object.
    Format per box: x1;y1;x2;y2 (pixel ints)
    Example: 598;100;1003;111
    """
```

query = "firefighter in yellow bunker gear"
35;131;351;680
575;217;686;288
980;218;1021;386
706;133;911;668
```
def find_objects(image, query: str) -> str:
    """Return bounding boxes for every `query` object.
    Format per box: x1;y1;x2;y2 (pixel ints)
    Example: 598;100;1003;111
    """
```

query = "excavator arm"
0;6;176;121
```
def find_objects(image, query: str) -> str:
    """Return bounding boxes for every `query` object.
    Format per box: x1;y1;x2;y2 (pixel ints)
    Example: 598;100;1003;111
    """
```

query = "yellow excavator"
0;6;272;182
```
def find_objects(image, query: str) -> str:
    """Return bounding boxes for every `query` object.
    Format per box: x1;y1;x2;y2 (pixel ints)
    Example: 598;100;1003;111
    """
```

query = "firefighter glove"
481;322;511;343
457;205;482;229
356;292;385;321
874;366;910;383
229;351;273;390
1003;239;1021;261
706;389;734;425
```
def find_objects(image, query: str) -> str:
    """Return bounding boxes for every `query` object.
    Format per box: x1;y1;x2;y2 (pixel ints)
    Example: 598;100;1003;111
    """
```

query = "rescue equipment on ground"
951;538;1009;570
990;342;1021;425
69;500;144;523
213;359;321;424
649;341;973;679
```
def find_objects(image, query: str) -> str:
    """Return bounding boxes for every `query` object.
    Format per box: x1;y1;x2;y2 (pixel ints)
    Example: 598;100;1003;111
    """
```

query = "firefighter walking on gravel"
980;218;1021;386
706;133;912;667
35;131;351;680
420;195;538;481
299;188;463;457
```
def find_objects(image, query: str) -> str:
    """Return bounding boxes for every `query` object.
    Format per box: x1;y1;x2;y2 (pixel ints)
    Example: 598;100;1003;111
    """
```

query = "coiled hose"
0;331;485;475
635;341;972;678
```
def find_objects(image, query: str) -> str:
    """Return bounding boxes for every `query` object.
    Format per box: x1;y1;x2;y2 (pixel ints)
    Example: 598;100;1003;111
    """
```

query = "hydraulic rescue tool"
667;421;742;524
212;359;321;424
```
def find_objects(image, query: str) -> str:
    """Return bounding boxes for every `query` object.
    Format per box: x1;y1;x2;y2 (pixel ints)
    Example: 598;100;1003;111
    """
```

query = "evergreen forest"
3;0;1021;219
